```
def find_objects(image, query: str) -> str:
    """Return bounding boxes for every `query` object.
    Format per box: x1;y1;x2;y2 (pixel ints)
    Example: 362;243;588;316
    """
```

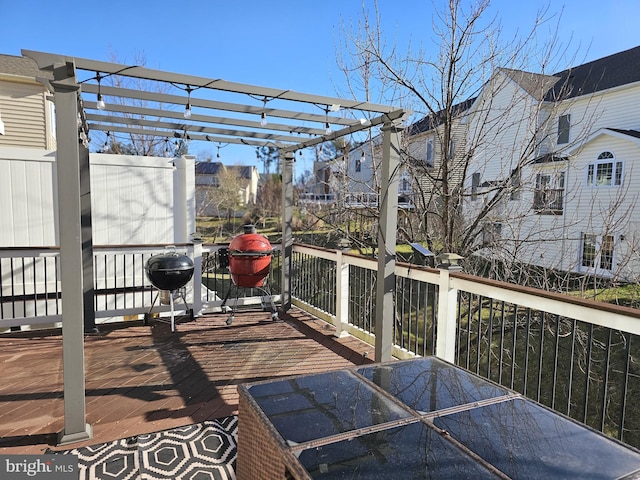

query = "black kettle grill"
144;249;195;331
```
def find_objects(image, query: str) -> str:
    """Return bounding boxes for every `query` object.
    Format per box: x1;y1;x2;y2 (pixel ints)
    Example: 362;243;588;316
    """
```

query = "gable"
565;128;640;155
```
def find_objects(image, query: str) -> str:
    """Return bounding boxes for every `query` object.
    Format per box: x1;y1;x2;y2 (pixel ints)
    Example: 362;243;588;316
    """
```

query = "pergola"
22;49;407;445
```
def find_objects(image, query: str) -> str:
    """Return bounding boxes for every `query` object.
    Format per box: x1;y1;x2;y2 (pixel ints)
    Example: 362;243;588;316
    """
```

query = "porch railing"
3;242;640;448
0;244;281;329
290;244;640;449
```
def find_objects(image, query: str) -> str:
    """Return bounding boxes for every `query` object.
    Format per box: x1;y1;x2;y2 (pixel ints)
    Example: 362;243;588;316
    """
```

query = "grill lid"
146;252;194;273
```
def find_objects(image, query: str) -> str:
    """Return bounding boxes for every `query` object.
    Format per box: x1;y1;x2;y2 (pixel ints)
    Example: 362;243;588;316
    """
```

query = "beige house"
195;161;259;216
0;54;55;149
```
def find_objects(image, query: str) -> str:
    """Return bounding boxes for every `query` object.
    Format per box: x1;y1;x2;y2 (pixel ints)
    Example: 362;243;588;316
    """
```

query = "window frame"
533;170;565;214
586;152;623;188
580;232;615;274
557;114;570;145
425;137;434;167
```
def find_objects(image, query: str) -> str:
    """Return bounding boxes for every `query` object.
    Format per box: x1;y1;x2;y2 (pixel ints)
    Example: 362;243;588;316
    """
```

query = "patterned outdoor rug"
48;416;237;480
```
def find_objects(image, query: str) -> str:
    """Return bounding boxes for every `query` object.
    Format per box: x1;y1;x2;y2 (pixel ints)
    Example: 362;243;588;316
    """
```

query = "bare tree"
94;51;177;157
334;0;637;287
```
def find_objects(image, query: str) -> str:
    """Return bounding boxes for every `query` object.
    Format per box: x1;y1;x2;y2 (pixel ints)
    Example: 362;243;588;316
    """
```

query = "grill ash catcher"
144;247;195;331
219;225;278;325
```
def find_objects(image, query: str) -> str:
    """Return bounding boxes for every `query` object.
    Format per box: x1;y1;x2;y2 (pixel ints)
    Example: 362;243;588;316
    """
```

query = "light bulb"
261;112;267;127
184;102;192;119
325;122;332;135
96;94;105;110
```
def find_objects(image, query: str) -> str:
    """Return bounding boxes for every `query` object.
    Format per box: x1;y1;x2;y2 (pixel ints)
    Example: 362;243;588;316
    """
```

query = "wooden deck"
0;307;374;454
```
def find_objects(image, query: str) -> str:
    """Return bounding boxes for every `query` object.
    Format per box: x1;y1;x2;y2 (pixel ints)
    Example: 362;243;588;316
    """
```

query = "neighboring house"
0;54;55;149
464;46;640;280
195;161;258;216
302;45;640;281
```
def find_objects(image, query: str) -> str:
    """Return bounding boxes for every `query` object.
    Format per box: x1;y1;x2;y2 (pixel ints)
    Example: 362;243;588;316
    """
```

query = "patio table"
237;356;640;479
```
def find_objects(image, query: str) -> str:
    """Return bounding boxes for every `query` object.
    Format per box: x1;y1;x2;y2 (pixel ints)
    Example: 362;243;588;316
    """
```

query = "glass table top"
247;369;411;444
433;397;640;480
357;357;510;413
297;421;502;479
244;357;640;479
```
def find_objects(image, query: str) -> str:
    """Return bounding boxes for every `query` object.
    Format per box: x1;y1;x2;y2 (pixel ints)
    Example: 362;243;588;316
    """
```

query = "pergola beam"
32;52;397;114
88;124;286;148
82;84;362;127
82;101;327;136
85;113;305;144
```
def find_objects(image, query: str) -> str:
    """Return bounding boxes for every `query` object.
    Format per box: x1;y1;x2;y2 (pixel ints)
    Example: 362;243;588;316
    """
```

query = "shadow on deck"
0;307;374;453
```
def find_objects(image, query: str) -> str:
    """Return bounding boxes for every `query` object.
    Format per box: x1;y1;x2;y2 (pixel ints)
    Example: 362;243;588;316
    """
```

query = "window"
586;152;623;187
601;235;614;270
355;152;364;173
581;233;615;272
471;172;481;201
509;169;521;201
482;223;502;246
581;233;597;268
425;138;434;167
557;114;570;144
534;171;565;214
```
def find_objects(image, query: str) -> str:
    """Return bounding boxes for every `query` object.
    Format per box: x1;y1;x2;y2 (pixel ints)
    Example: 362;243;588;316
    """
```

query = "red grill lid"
229;225;272;255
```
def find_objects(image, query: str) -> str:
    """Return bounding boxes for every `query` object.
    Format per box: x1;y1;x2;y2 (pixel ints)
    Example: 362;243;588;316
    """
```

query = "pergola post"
374;119;402;362
49;61;93;445
280;150;295;311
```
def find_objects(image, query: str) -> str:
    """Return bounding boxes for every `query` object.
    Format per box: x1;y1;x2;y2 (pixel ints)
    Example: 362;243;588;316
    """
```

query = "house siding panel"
0;81;48;148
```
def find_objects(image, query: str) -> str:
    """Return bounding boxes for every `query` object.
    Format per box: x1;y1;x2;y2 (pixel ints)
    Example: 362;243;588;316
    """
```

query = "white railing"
4;242;640;446
290;243;640;447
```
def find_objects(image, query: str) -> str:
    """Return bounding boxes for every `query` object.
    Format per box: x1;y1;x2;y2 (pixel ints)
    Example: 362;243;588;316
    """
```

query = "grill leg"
169;292;176;332
144;290;160;325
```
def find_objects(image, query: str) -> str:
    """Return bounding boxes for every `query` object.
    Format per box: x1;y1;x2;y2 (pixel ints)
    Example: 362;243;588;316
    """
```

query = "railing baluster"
583;323;594;425
523;308;532;397
567;319;577;417
536;313;546;403
509;304;518;390
619;333;631;442
600;328;613;433
551;314;560;410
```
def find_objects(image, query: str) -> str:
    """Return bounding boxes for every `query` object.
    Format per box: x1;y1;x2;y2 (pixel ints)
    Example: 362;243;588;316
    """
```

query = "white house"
463;46;640;281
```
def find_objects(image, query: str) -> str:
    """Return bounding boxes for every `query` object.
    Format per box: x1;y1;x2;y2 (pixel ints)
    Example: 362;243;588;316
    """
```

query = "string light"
324;107;332;135
260;97;268;126
184;86;192;119
96;72;105;110
103;131;110;150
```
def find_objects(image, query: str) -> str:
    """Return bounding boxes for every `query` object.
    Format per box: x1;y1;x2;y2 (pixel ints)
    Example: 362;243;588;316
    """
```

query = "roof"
195;162;223;175
407;97;476;136
607;128;640;139
0;54;52;79
195;162;254;179
546;46;640;100
500;68;560;99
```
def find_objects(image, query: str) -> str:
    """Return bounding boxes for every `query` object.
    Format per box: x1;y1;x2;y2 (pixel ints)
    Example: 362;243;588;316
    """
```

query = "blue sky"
3;0;640;175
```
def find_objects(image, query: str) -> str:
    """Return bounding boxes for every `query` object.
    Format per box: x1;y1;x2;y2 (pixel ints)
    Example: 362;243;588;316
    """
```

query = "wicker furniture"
237;357;640;479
